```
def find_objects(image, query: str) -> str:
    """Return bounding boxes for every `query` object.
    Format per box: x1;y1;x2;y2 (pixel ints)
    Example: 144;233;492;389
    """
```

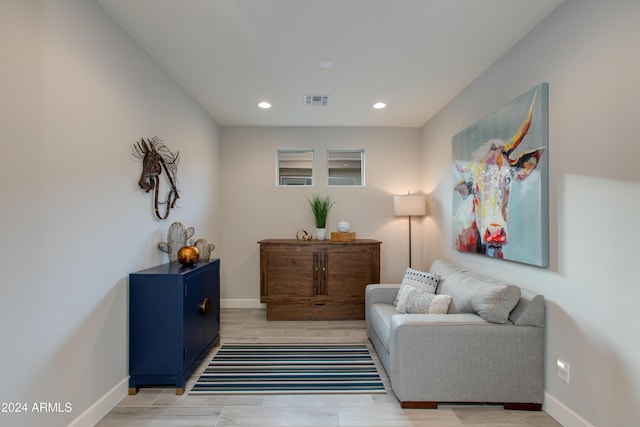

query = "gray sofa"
365;259;545;410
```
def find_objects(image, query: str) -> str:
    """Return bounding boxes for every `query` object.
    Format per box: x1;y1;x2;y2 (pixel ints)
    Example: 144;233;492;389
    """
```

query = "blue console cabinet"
128;259;220;394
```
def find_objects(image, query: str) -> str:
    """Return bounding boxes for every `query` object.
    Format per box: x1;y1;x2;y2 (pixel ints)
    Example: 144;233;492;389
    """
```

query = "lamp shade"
393;194;426;217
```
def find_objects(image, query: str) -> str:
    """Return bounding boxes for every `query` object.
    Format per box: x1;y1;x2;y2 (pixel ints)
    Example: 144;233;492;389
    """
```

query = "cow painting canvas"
452;84;549;267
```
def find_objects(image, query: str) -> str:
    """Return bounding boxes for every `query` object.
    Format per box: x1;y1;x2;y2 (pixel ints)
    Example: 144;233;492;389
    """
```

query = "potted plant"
307;194;334;240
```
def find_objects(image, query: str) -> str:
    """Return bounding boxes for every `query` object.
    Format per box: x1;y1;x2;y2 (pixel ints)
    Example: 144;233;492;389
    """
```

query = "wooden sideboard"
259;239;381;320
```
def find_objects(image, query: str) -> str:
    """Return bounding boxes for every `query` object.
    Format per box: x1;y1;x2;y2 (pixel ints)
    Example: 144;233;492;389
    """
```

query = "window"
327;149;364;186
277;149;314;186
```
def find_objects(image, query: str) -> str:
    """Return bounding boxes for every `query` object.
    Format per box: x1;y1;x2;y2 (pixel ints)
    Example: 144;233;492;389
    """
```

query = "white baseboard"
221;298;266;309
67;377;128;427
67;302;262;426
544;392;594;427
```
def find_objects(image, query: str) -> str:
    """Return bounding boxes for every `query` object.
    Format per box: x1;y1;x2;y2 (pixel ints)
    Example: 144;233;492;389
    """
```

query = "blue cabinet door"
183;269;204;371
203;260;220;345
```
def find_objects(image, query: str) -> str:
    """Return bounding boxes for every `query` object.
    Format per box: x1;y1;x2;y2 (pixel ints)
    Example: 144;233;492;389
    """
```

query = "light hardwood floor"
97;308;561;426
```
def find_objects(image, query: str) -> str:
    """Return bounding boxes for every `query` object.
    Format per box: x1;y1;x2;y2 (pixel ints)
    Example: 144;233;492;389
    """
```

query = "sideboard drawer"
265;302;365;321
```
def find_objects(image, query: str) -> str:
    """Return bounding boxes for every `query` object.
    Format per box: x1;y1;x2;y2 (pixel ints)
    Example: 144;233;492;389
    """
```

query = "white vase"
316;228;326;241
338;220;350;232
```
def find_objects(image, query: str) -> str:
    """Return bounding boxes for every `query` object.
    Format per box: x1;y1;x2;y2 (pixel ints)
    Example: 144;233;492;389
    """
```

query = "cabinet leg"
175;387;185;395
128;387;139;395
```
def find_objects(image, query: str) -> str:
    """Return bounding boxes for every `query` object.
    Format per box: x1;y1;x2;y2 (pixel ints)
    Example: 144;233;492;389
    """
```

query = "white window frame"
276;149;314;187
327;149;365;187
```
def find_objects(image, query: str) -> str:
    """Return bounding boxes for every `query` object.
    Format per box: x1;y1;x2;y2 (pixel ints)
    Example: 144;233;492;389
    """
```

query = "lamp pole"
393;193;427;269
408;215;413;267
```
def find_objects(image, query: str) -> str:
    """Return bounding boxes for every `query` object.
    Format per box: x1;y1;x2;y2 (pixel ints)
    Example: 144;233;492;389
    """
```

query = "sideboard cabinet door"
326;247;379;299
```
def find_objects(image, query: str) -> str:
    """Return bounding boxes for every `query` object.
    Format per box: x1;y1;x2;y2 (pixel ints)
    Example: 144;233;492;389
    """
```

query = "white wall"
219;127;422;305
421;1;640;426
0;1;220;426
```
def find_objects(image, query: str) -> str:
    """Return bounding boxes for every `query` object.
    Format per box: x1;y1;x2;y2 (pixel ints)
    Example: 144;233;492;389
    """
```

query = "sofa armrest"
365;284;400;306
365;285;400;328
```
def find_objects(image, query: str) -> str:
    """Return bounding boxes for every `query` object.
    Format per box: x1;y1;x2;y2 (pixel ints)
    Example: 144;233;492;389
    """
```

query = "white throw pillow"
396;285;452;314
394;268;441;306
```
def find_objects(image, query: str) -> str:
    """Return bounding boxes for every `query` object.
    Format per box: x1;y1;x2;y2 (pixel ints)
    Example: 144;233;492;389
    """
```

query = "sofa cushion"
438;271;521;324
396;285;452;314
509;291;545;327
429;259;463;279
393;267;441;305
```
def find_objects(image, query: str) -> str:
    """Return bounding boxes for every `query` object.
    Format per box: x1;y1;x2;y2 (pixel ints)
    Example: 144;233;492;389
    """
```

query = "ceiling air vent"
303;95;329;106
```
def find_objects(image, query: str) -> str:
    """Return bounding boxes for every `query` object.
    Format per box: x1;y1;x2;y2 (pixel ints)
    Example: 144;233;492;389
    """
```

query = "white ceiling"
97;0;563;128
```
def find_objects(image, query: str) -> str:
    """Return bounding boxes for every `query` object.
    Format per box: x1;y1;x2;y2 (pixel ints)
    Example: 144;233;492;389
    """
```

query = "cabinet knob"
200;298;211;316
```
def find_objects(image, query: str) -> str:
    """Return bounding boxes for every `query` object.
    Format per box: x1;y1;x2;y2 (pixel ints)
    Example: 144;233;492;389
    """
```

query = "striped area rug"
190;344;386;394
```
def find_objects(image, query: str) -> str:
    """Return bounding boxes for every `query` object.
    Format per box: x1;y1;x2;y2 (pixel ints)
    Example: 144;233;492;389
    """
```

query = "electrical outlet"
557;359;570;384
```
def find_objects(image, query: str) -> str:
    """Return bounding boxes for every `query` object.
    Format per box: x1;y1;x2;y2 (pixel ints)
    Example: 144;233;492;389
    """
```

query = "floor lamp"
393;193;426;268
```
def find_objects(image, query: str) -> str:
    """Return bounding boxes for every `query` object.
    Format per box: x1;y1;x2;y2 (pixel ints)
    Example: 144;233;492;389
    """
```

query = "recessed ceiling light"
258;101;271;109
317;59;333;69
372;102;386;109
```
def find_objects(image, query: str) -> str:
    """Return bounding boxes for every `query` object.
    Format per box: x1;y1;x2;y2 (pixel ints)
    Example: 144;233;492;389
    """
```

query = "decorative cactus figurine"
158;221;195;263
192;238;215;261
